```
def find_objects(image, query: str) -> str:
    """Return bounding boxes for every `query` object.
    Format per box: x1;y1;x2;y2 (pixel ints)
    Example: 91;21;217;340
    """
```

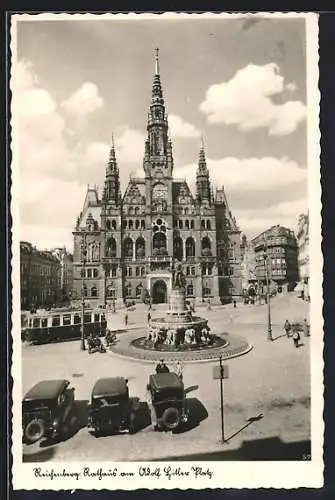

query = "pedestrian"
229;314;233;324
124;312;128;327
292;328;300;348
175;360;183;381
233;300;237;308
147;312;151;324
156;359;169;373
148;300;152;311
303;318;310;337
284;319;291;337
146;383;158;431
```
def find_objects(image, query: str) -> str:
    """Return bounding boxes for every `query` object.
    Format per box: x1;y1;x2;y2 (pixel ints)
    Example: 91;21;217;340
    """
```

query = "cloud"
168;114;201;138
61;82;104;116
115;128;145;163
200;63;306;135
175;156;307;192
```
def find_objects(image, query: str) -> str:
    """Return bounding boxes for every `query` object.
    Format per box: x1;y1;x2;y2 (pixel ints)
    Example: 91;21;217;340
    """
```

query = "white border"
10;12;323;490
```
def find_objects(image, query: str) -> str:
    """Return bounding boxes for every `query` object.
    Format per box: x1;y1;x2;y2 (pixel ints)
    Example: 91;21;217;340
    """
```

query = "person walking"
303;318;310;337
233;300;237;308
292;328;300;348
284;319;291;338
124;312;128;327
147;312;151;325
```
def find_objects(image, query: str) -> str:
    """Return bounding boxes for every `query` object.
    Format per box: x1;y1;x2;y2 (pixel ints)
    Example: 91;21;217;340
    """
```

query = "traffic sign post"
213;355;229;444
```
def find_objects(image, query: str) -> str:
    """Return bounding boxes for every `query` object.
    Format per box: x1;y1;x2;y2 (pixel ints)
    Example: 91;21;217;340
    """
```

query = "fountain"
110;263;252;362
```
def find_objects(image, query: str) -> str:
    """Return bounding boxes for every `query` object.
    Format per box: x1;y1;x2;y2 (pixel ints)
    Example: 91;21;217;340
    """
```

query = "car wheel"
162;408;180;430
24;419;45;444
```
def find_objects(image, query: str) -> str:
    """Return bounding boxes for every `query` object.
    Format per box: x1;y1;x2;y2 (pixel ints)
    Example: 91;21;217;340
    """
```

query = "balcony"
148;255;172;263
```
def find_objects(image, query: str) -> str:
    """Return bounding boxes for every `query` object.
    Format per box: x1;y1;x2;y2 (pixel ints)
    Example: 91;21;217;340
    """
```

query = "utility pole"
264;237;273;341
219;355;225;443
80;235;87;351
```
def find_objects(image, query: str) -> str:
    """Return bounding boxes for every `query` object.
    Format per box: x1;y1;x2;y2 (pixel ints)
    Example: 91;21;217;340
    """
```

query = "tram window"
84;314;91;323
100;314;106;322
74;314;81;324
32;318;40;328
94;313;99;322
41;318;48;328
52;316;60;327
63;314;71;326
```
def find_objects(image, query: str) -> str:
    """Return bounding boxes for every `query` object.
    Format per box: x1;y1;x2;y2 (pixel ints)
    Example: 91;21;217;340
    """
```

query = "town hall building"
72;50;242;307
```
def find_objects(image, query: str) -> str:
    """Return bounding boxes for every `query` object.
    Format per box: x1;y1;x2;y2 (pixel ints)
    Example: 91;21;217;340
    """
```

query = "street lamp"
263;239;273;341
80;235;87;351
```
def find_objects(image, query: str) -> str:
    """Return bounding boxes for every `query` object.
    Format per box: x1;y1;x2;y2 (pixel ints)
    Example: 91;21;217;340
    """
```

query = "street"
22;293;311;462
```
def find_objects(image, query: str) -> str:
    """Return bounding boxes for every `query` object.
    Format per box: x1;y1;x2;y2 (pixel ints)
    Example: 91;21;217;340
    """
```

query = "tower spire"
155;47;160;75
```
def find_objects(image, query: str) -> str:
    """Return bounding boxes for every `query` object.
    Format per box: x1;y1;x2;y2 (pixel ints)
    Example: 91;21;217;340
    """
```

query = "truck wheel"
24;419;45;444
162;408;180;430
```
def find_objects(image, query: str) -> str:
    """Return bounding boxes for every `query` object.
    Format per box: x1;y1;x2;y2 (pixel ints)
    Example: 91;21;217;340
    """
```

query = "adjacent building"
251;225;299;293
296;213;309;300
20;241;61;310
240;238;258;296
72;50;242;307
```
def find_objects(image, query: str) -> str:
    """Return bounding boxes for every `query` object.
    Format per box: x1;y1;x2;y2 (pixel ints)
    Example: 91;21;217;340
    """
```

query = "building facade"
240;239;258;295
251;225;299;293
51;247;74;303
296;213;309;300
20;241;62;310
72;51;242;307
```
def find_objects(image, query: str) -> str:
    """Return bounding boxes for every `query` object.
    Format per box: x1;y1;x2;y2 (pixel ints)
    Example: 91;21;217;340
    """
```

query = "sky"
13;15;309;251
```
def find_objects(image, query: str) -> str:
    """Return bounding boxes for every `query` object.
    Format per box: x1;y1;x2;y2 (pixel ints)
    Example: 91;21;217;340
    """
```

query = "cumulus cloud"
200;63;306;135
61;82;104;116
115;128;145;163
175;156;307;192
168;114;201;138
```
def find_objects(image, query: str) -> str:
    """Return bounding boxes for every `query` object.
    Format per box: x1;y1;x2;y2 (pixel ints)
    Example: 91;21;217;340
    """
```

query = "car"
87;377;140;436
22;379;76;444
147;372;188;431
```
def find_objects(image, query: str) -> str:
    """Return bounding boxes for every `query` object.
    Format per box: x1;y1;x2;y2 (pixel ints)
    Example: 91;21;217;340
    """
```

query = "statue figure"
173;263;186;290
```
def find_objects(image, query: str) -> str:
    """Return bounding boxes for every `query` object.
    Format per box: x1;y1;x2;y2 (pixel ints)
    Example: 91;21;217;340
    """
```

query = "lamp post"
263;239;273;341
80;235;87;351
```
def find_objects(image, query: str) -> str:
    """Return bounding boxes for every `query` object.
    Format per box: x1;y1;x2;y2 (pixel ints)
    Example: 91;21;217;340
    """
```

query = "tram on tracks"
22;309;107;344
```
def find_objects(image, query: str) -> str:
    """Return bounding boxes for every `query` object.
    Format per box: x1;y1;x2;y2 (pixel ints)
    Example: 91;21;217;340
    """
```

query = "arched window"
106;220;111;231
184;207;189;216
80;268;85;278
111;266;117;277
93;269;98;278
141;266;145;276
186;267;190;276
206;220;211;230
185;237;195;258
135;237;145;258
87;269;92;278
185;220;190;229
190;220;194;230
128;207;134;215
136;267;140;277
191;266;195;275
111;220;117;230
91;286;98;297
201;237;212;256
179;220;183;229
106;237;117;257
135;219;140;229
174;219;178;228
123;220;127;229
153;232;167;251
123;238;133;258
83;285;87;297
107;286;115;298
125;283;132;298
129;220;134;230
135;207;140;215
173;237;183;260
186;284;194;296
136;283;143;297
141;219;146;229
201;220;206;229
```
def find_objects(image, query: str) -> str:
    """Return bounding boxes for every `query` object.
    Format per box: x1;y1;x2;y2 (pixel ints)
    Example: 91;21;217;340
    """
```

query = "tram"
23;309;107;344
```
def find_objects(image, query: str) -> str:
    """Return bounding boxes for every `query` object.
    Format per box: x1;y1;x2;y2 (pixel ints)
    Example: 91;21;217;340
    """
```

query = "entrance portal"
152;280;167;304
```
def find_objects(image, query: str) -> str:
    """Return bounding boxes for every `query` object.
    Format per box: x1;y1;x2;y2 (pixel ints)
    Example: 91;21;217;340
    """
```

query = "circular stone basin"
110;329;253;363
131;334;227;352
151;315;207;329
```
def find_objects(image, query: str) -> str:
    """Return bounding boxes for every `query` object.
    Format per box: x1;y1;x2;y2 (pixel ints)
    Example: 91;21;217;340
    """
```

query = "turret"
102;134;121;205
196;136;211;204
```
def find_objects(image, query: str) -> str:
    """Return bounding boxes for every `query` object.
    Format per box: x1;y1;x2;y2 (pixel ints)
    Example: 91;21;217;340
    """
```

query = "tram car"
23;310;107;344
